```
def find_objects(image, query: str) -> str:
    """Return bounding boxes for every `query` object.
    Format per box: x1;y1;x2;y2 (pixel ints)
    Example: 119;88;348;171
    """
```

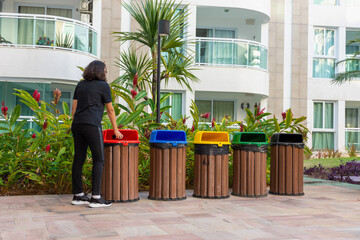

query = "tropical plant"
113;0;199;103
56;32;74;48
0;34;12;44
346;144;357;157
332;35;360;84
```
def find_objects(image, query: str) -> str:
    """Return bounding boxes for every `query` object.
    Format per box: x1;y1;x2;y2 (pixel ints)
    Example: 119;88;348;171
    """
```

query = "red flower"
182;117;186;125
118;124;124;129
33;89;40;102
43;118;48;130
45;144;51;153
131;90;137;99
200;112;210;119
240;124;244;132
1;101;8;118
133;73;138;88
191;125;195;132
32;133;36;138
47;41;50;44
281;112;286;121
53;88;62;105
39;37;42;40
257;107;265;117
211;117;215;128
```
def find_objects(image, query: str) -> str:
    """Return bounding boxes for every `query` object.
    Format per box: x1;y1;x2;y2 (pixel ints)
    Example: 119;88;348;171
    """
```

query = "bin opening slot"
278;134;303;143
155;131;186;142
200;132;228;143
240;133;266;143
104;129;139;142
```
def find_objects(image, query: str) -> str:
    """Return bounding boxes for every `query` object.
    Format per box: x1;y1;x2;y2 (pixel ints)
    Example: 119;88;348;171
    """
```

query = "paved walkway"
1;180;360;240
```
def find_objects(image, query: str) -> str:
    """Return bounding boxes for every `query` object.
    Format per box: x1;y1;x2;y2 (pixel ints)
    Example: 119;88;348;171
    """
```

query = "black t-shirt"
72;79;112;128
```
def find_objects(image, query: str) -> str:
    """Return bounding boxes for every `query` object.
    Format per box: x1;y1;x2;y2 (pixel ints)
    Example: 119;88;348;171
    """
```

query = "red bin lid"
103;129;140;145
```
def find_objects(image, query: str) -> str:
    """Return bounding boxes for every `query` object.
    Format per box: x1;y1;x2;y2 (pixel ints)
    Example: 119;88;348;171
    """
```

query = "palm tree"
113;0;199;102
332;37;360;84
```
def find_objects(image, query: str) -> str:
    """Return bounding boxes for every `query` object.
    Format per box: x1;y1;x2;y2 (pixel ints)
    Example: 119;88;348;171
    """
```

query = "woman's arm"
105;102;123;139
72;99;78;118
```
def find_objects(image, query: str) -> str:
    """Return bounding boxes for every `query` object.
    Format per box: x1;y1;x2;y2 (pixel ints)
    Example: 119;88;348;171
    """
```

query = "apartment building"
1;0;360;152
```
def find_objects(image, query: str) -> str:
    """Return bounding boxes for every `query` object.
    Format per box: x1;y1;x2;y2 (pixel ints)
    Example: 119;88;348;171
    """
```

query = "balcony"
0;13;97;56
195;37;267;70
345;128;360;150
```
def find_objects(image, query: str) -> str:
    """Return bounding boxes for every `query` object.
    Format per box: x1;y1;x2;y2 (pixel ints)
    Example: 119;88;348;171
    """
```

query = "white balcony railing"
345;128;360;150
0;13;97;56
195;37;268;70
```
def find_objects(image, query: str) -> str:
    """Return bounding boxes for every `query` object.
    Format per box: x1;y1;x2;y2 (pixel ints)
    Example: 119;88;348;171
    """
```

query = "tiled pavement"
1;180;360;240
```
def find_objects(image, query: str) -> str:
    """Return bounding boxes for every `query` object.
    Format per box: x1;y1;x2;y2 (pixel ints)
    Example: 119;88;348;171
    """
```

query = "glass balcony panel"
0;18;17;44
74;24;89;52
213;41;233;65
346;59;360;72
18;18;34;45
35;19;55;46
90;30;97;55
234;42;247;66
313;58;335;78
195;38;267;70
345;130;360;151
55;21;74;49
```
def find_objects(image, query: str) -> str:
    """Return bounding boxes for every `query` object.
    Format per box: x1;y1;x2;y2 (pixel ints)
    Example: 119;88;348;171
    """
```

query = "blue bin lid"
149;130;188;146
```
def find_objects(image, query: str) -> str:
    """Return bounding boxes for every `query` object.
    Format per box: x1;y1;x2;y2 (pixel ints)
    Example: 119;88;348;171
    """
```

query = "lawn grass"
304;157;360;169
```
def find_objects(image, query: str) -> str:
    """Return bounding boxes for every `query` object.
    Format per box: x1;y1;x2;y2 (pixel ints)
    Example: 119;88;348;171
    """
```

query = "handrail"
195;37;267;49
0;13;98;57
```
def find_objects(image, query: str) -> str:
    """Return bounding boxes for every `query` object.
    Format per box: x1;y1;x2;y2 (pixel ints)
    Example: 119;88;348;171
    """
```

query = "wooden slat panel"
104;146;112;200
298;148;304;194
292;146;299;194
134;145;139;199
260;152;267;195
155;148;162;199
240;150;247;196
200;155;207;197
170;148;178;199
215;155;222;197
285;145;293;195
149;148;156;198
112;145;121;201
177;147;183;198
128;146;135;200
247;151;254;196
254;152;260;196
207;155;215;198
278;145;286;194
120;146;129;201
162;148;170;199
232;150;240;195
221;154;228;197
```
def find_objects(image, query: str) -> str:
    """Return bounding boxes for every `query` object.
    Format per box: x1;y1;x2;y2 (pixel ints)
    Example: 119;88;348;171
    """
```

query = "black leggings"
71;124;104;195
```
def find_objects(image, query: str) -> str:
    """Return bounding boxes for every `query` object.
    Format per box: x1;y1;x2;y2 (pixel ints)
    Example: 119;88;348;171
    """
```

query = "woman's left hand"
114;129;123;139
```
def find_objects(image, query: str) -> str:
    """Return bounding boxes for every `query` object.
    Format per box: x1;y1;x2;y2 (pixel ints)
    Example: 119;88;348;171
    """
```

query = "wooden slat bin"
193;131;230;199
149;130;188;201
232;132;268;198
269;133;305;196
101;129;140;202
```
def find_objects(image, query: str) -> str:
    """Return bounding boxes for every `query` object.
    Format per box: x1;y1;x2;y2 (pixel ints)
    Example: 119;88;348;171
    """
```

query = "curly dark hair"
83;60;107;82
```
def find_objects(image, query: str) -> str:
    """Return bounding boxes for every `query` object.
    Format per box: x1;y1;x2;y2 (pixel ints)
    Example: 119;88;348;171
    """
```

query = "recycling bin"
231;132;268;198
269;133;305;196
149;130;188;201
101;129;140;202
193;131;230;199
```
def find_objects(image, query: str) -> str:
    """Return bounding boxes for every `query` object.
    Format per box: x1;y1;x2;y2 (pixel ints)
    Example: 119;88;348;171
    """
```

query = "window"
196;27;236;65
345;108;359;128
345;0;360;6
313;102;335;150
345;30;360;73
313;0;337;5
160;92;183;121
345;108;360;150
18;6;72;18
195;99;234;122
313;28;336;78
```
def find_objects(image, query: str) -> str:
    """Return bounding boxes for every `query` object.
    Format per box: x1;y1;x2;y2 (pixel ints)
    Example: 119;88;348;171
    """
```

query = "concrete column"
185;90;195;127
92;0;103;57
283;0;292;112
261;23;269;47
187;3;197;59
338;100;346;152
337;27;346;74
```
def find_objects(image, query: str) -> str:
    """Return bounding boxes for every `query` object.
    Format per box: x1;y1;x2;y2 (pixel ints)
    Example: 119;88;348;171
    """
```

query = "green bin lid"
232;132;268;146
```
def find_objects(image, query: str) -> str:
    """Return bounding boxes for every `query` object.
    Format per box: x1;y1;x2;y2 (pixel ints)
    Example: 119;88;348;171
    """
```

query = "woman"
71;60;122;208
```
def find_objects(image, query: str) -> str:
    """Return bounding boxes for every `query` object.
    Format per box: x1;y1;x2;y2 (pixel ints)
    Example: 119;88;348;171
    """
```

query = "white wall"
0;47;97;81
3;0;82;20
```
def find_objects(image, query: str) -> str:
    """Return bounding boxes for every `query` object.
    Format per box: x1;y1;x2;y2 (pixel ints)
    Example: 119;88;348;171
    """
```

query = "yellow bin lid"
194;131;230;147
